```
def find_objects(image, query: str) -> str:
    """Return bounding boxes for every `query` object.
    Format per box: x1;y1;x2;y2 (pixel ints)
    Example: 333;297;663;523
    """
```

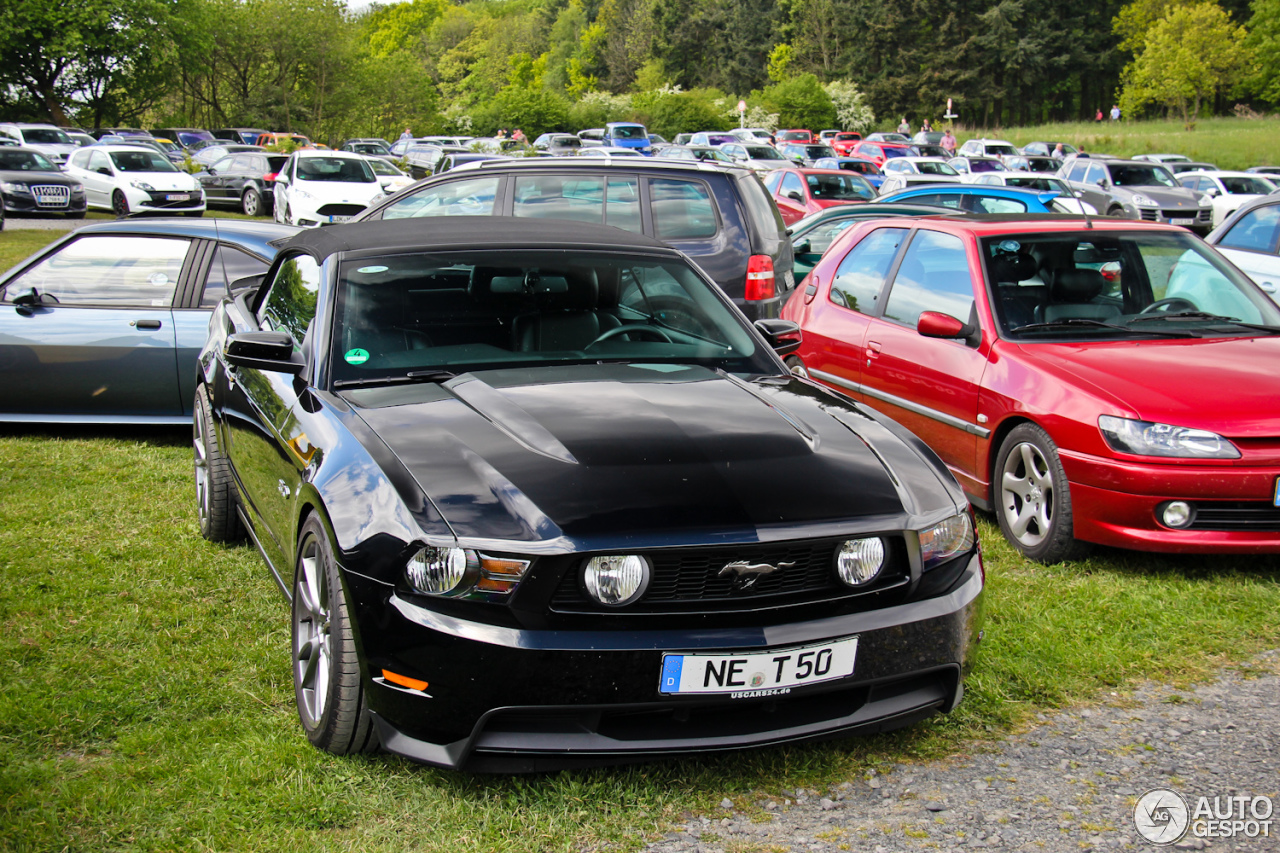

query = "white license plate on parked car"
659;637;858;695
1170;217;1194;226
166;193;190;202
329;214;352;223
36;194;65;205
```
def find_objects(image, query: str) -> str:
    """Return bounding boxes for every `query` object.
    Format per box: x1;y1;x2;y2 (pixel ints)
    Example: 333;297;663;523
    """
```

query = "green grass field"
1;148;1280;850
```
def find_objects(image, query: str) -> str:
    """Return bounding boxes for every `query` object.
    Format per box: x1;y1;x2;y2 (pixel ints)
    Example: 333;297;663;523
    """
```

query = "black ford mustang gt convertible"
195;217;985;772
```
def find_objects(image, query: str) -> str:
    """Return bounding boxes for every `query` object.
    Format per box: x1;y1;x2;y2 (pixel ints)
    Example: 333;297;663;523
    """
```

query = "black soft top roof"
275;217;674;261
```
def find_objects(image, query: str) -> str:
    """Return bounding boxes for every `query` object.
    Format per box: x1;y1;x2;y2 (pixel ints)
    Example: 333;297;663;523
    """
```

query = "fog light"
836;537;885;586
1162;501;1194;529
583;555;651;606
406;546;469;595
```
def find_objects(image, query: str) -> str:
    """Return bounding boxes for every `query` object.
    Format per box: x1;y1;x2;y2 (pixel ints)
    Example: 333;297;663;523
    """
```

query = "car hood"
1012;337;1280;437
1115;185;1201;206
0;169;79;185
291;180;385;203
345;364;962;548
121;171;199;190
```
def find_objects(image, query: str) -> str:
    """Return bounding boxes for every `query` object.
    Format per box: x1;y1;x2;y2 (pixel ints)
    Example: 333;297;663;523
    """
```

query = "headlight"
70;186;84;195
129;180;155;191
583;555;651;606
2;181;30;194
406;546;469;595
919;513;975;571
1198;194;1213;206
1131;194;1157;207
405;547;530;597
835;537;886;586
1098;415;1240;459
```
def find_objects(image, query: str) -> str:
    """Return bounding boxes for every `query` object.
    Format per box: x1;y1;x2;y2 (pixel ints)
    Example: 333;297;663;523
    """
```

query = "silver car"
1058;158;1213;235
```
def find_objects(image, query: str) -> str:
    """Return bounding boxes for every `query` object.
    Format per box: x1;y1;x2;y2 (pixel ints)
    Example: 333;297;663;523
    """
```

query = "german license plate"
1170;217;1194;226
659;637;858;696
329;214;352;223
36;194;65;205
166;193;190;202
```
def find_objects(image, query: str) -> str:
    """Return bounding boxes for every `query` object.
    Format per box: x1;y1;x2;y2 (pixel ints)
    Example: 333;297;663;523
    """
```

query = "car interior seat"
988;252;1040;330
512;268;621;351
1038;265;1119;323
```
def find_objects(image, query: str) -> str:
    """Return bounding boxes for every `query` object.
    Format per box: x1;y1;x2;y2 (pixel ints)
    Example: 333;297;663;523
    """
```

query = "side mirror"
230;274;265;294
754;318;803;356
1095;178;1108;188
1206;187;1220;197
224;331;304;374
10;287;46;316
786;190;804;202
275;175;289;186
792;237;812;255
1074;190;1084;198
207;167;218;176
918;310;979;347
96;167;112;176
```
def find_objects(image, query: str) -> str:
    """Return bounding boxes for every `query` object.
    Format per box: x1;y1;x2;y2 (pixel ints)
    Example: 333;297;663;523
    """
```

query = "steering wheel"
1139;297;1199;314
585;324;673;347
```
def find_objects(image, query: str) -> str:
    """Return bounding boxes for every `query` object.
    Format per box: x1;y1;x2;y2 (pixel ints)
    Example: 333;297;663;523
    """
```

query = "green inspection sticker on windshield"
344;348;370;365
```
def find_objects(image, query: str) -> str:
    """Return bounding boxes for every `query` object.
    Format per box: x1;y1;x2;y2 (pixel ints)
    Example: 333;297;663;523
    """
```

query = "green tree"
1246;0;1280;100
824;80;875;132
757;72;835;129
1120;2;1250;128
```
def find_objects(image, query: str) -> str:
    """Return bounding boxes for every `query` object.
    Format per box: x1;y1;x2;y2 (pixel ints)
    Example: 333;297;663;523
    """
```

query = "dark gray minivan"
352;157;795;320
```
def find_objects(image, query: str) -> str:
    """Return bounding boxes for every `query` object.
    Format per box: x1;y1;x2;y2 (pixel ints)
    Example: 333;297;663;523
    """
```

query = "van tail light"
745;255;776;301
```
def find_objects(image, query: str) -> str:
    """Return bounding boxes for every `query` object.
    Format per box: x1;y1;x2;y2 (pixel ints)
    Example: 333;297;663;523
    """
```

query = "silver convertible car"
0;218;298;423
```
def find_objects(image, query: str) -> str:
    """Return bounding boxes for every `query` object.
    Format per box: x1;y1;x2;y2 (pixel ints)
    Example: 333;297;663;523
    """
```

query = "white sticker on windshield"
356;265;388;274
148;273;169;286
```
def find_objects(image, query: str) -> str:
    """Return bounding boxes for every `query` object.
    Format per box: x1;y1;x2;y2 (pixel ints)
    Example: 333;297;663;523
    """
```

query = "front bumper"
1130;204;1214;235
348;556;984;772
2;189;87;214
124;185;205;213
1062;448;1280;552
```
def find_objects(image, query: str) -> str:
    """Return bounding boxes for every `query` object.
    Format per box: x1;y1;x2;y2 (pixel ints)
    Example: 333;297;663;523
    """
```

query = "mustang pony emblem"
719;560;795;591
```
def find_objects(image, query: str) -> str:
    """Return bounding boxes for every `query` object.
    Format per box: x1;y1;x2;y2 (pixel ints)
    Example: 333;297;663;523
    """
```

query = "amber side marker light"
382;669;429;692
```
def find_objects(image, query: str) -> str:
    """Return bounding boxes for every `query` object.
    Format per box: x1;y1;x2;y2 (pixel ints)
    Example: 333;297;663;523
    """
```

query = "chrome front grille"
30;185;69;208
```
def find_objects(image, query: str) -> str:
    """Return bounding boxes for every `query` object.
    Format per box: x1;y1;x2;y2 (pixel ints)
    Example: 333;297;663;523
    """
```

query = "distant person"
496;129;506;140
513;128;526;143
1095;108;1103;122
941;129;956;154
921;118;933;133
897;117;911;134
1077;145;1090;159
1111;104;1121;121
399;128;412;141
1052;143;1066;161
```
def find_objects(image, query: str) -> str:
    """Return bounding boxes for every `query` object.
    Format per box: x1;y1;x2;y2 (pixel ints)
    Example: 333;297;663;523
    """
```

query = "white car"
273;150;387;227
717;142;791;172
1205;196;1280;303
1176;170;1277;227
1133;153;1191;164
881;156;962;178
876;173;962;194
730;128;775;144
64;145;205;216
970;172;1099;214
366;157;413;194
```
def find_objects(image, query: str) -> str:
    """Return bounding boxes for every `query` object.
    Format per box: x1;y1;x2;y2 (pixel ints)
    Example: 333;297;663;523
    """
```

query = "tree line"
1;0;1275;143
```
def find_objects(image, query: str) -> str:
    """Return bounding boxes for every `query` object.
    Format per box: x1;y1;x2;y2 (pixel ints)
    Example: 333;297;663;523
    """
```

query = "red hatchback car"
849;140;914;168
832;132;864;156
782;214;1280;561
762;167;877;225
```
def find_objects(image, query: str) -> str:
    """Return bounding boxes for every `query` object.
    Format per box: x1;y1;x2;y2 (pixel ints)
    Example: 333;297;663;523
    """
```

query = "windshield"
329;250;774;384
110;150;179;172
177;131;214;147
744;146;783;159
610;125;647;139
350;143;388;155
367;159;403;176
806;172;875;201
918;161;958;175
803;145;837;158
968;159;1007;173
1110;164;1177;187
22;128;71;145
550;136;580;148
0;150;56;171
984;230;1280;339
987;144;1018;156
297;156;375;183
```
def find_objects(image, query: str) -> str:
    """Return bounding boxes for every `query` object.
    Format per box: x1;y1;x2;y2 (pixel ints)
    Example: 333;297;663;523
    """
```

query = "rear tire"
292;515;380;755
241;188;261;217
193;385;244;543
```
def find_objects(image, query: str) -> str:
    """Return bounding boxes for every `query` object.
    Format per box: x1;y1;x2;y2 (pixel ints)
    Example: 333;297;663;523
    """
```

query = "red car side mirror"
918;310;979;347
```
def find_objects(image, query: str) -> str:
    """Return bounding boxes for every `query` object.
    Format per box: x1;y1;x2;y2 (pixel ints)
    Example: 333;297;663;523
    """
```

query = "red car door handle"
132;319;162;330
866;341;882;359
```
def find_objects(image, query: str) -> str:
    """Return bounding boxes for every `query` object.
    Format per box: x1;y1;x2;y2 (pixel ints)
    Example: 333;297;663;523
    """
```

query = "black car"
352;157;797;321
0;147;87;218
403;143;468;180
197;151;289;216
212;128;271;145
196;217;985;771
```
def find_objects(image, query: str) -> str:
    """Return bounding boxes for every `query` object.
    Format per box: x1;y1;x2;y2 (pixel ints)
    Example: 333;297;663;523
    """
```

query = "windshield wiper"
1010;319;1194;338
1125;312;1280;333
333;369;457;389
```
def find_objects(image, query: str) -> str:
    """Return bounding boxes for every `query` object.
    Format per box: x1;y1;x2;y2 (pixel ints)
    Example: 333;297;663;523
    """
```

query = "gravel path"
632;651;1280;852
3;215;93;231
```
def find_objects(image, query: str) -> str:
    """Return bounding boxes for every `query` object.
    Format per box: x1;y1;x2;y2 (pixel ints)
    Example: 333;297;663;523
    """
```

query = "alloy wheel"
293;536;332;727
999;440;1055;549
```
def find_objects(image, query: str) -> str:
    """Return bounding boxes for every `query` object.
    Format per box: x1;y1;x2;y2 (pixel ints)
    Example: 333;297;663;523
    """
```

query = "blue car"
601;122;652;155
0;218;299;423
811;157;886;189
876;183;1069;213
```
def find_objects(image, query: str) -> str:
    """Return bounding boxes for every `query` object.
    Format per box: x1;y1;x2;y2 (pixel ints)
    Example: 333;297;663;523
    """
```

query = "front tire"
112;190;130;218
994;423;1087;563
193;385;244;543
292;516;379;755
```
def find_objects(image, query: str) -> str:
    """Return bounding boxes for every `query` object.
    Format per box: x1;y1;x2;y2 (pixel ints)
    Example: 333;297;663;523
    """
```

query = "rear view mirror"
96;167;112;176
786;190;803;202
754;318;803;356
792;238;812;255
918;310;979;347
225;331;304;374
230;274;266;294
